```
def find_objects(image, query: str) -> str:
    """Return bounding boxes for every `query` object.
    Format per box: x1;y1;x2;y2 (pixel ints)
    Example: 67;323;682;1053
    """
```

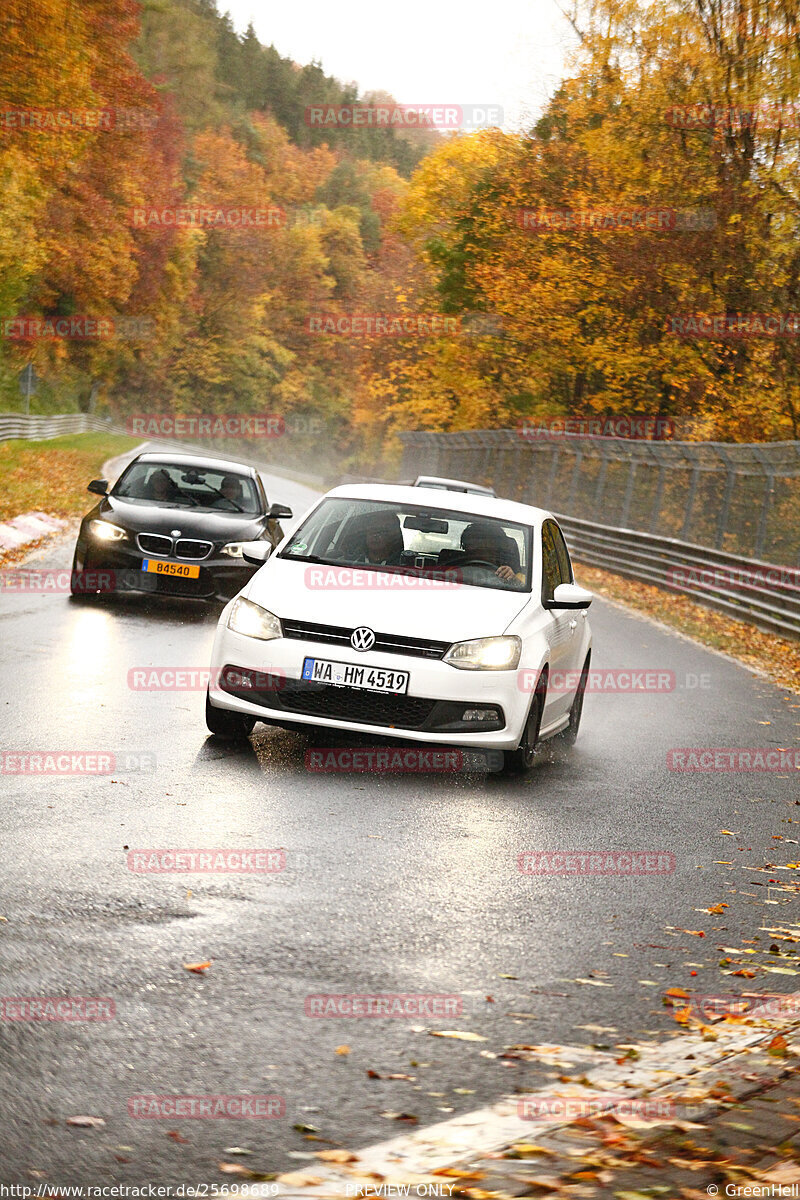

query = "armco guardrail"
0;413;118;441
399;429;800;564
557;514;800;640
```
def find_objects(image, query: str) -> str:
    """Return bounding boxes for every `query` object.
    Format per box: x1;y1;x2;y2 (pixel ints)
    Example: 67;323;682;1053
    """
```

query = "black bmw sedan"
70;452;292;600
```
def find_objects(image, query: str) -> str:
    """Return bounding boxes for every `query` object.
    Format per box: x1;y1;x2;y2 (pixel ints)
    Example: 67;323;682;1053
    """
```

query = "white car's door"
540;520;581;727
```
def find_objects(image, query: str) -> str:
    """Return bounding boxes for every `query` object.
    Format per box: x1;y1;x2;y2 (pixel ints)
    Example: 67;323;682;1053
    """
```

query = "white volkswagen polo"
205;484;593;771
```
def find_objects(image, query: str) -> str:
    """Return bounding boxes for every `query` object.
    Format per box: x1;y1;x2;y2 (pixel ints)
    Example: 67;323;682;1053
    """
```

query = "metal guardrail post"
650;464;666;533
620;459;637;527
755;474;774;560
681;464;701;541
545;445;560;509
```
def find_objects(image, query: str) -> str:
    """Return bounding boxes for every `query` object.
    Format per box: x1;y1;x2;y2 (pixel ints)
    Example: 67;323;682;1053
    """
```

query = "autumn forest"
2;0;800;471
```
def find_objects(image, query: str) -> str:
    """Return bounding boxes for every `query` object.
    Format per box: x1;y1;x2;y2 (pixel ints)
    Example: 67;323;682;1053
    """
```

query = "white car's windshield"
280;498;532;591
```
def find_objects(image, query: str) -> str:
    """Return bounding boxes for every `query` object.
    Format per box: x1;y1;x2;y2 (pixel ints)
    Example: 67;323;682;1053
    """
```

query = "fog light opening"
463;708;497;723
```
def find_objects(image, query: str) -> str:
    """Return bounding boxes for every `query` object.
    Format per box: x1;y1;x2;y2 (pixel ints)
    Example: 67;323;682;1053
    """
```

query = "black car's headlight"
227;597;281;640
443;635;521;670
220;542;245;558
88;519;127;542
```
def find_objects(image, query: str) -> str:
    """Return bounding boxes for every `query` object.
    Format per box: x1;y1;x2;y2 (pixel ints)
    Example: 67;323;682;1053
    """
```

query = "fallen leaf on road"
428;1030;487;1041
166;1130;189;1143
316;1149;359;1163
431;1169;487;1179
223;1148;253;1155
705;903;729;914
182;960;212;974
574;978;614;987
755;1164;800;1184
276;1172;323;1187
380;1111;418;1122
335;1045;350;1055
729;969;757;978
217;1164;259;1178
66;1116;105;1128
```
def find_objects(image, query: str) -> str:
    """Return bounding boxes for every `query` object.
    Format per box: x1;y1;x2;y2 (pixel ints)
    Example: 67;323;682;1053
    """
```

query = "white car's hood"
245;557;531;642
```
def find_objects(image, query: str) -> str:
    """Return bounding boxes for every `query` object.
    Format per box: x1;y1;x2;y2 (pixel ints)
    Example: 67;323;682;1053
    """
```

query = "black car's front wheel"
69;544;99;599
205;690;256;739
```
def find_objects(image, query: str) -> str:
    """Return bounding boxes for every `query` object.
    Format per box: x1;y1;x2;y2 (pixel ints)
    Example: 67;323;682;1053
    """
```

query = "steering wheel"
447;558;498;573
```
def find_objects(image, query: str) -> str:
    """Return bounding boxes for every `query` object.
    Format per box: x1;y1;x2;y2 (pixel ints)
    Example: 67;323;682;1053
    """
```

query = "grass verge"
575;560;800;696
0;432;140;523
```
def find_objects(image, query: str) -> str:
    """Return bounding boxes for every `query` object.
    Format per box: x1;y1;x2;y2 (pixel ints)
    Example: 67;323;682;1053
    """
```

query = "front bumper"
208;626;533;749
80;539;257;600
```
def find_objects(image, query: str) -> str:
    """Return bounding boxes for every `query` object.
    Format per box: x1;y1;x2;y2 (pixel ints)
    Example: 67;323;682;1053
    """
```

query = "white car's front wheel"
504;673;546;774
205;690;256;740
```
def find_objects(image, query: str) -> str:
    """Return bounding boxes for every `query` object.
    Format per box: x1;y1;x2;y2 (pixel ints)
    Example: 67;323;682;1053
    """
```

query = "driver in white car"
458;521;526;586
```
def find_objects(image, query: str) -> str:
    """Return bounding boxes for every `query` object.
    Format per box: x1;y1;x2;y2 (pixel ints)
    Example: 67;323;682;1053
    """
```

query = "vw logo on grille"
351;626;376;652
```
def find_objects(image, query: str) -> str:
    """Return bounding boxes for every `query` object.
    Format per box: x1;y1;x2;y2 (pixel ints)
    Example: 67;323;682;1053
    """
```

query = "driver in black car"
455;520;525;586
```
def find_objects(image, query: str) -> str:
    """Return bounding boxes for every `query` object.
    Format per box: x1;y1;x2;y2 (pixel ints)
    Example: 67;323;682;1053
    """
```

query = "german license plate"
142;559;200;579
302;656;409;694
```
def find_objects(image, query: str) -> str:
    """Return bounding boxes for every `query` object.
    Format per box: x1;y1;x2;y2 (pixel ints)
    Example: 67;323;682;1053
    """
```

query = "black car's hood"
94;496;266;542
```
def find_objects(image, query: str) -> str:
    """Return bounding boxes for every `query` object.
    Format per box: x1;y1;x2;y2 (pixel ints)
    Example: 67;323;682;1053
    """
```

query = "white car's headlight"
89;519;127;542
227;596;281;640
220;542;245;558
443;635;521;671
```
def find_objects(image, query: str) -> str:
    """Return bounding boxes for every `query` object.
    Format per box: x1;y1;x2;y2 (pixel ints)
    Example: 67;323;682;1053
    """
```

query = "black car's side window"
541;522;561;604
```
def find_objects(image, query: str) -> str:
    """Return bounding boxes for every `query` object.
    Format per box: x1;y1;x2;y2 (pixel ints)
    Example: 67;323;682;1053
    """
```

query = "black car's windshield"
280;497;531;591
114;462;261;514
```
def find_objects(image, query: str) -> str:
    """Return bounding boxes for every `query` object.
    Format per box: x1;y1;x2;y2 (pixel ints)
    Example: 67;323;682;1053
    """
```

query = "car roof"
130;452;259;477
325;483;552;526
414;475;496;495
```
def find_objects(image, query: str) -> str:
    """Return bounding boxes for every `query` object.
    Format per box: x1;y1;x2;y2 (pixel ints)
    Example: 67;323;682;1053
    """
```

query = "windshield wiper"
278;553;338;564
191;482;244;512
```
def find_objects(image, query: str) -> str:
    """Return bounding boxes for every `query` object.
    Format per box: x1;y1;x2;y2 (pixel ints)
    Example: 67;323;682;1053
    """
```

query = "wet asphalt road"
0;463;798;1186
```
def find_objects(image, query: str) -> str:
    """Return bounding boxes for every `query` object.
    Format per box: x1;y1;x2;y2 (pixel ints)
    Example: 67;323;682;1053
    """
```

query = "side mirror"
88;479;108;495
548;582;593;609
268;503;293;519
241;541;273;566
